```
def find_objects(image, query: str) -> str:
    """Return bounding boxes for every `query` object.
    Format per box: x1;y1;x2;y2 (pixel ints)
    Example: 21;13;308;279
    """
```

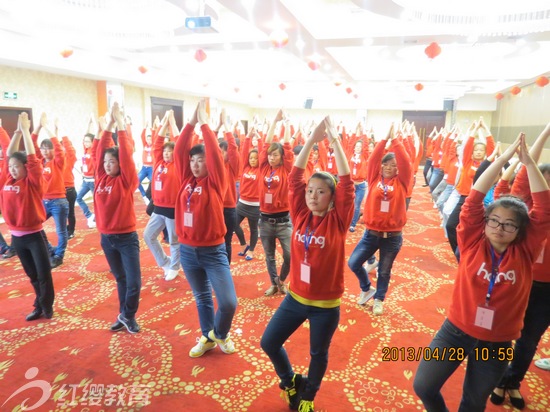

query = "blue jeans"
414;319;512;412
76;179;95;218
499;281;550;389
138;166;153;197
261;294;339;402
100;232;142;319
348;231;402;301
143;213;180;271
12;230;54;312
180;243;237;339
350;182;366;228
259;219;292;283
436;185;455;213
223;207;237;264
43;198;69;259
429;167;445;193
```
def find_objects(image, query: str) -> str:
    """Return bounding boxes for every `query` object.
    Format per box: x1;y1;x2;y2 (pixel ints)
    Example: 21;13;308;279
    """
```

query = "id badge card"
147;155;152;163
300;261;311;284
380;200;390;213
184;211;193;227
352;167;357;175
328;162;333;169
474;305;495;330
155;180;162;191
265;193;273;204
82;164;88;173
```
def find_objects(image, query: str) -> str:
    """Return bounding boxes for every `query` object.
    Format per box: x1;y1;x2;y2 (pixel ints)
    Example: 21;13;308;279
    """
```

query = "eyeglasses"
485;217;518;233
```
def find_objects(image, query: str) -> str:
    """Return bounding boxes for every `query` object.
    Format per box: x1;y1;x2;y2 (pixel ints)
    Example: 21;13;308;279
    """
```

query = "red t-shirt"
449;190;550;341
288;168;355;302
94;131;138;234
174;124;227;247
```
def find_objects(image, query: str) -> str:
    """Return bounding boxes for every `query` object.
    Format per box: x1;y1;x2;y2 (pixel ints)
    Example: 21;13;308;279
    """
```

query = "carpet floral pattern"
0;183;549;411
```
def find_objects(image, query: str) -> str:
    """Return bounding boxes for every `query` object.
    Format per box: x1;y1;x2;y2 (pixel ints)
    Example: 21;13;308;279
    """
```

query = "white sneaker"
87;214;96;228
189;335;217;358
365;259;379;273
357;287;376;305
164;269;178;281
264;285;278;296
535;358;550;371
373;299;384;316
208;330;236;354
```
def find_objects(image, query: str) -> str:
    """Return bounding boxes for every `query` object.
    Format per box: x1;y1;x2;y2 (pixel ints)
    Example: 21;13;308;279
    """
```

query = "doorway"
0;106;34;151
151;97;184;133
402;111;446;165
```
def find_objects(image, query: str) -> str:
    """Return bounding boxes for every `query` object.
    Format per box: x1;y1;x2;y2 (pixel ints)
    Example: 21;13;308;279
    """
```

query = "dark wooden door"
0;107;34;151
402;111;446;165
151;97;183;133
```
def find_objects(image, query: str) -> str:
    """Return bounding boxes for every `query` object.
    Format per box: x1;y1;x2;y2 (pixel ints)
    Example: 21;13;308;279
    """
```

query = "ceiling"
1;0;550;110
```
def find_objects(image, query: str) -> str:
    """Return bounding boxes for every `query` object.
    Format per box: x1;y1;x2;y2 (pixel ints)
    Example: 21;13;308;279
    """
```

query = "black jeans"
65;186;77;235
223;207;237;264
445;195;466;262
12;230;54;312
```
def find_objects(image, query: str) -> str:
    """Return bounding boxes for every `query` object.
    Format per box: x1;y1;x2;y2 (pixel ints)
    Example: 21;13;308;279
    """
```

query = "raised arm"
326;117;350;176
472;133;521;194
517;134;550;194
19;113;35;155
265;109;284;144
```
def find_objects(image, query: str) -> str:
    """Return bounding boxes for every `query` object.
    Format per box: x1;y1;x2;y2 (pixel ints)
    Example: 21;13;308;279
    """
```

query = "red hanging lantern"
279;83;286;91
535;76;549;87
194;49;207;63
353;94;358;99
60;48;74;58
269;29;289;48
414;83;424;91
345;87;352;94
308;61;320;71
424;42;441;59
495;92;504;100
138;65;148;74
334;81;342;87
511;86;521;95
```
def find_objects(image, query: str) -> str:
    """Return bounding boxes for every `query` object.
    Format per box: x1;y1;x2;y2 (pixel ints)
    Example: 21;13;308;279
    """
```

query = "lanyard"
381;176;388;200
486;246;506;304
266;168;276;191
157;165;164;180
303;213;315;262
186;181;196;212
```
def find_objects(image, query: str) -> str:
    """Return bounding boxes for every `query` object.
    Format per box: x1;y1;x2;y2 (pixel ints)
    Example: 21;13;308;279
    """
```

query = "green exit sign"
3;92;18;99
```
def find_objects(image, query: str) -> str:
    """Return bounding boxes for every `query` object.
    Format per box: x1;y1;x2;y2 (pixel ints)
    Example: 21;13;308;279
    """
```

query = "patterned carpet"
0;179;549;411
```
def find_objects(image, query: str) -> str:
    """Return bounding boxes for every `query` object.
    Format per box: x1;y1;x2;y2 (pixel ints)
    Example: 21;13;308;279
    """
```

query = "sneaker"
364;259;379;273
357;287;376;305
349;226;355;233
373;299;384;316
164;269;178;281
265;285;278;296
278;283;287;295
208;330;236;354
110;318;125;332
535;358;550;370
87;214;96;228
189;335;217;358
298;400;314;412
68;232;75;240
3;248;16;259
279;373;306;410
50;255;63;269
117;314;140;334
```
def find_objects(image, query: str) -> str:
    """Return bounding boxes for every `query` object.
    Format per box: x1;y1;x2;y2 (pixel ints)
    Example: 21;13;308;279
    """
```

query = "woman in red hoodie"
93;103;142;335
0;113;54;321
261;116;354;412
174;99;237;359
414;134;550;412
